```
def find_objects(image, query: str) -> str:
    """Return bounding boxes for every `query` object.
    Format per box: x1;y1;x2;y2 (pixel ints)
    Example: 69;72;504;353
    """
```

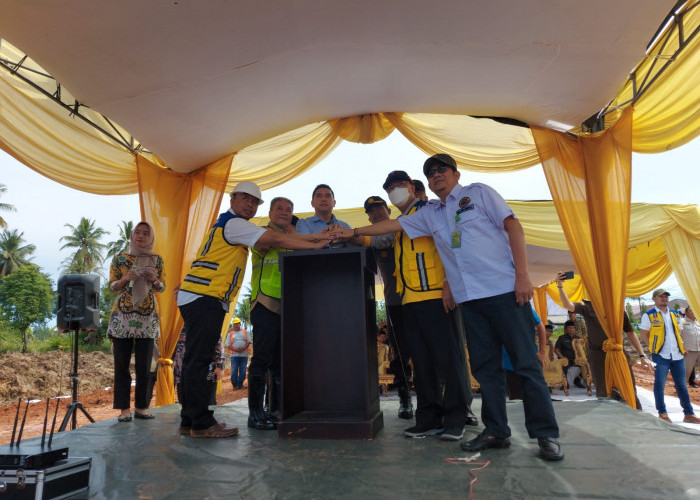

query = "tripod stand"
59;328;95;431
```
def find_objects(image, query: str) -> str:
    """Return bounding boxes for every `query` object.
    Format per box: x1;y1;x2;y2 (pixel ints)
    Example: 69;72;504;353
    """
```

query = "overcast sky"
1;132;697;302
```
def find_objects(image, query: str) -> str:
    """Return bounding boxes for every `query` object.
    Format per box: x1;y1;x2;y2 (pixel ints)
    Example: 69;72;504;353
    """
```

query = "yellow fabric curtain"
662;226;700;313
136;154;233;406
532;287;548;326
531;108;635;406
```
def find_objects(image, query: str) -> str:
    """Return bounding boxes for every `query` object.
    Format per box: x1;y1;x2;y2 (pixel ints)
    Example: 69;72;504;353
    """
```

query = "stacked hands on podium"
321;224;354;242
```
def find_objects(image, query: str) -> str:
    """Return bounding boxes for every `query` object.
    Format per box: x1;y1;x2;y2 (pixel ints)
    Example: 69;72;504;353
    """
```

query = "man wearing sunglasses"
331;154;563;461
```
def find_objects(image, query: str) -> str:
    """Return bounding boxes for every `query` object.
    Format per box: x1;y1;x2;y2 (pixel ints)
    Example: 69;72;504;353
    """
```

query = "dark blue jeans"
230;356;248;387
461;292;559;439
651;353;694;415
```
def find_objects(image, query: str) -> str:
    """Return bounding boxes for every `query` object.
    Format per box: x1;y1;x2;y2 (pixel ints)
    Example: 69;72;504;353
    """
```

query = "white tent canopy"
0;0;674;171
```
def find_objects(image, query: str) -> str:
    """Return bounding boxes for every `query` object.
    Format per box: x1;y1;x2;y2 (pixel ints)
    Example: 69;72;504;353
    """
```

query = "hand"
514;273;533;305
142;269;158;282
555;271;566;288
640;357;655;371
124;269;138;281
328;226;354;243
213;367;223;380
442;280;456;313
537;350;546;368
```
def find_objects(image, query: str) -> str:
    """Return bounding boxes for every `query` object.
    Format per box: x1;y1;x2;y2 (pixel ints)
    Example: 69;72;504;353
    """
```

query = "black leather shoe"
247;414;277;430
537;437;564;461
465;411;479;427
460;432;510;452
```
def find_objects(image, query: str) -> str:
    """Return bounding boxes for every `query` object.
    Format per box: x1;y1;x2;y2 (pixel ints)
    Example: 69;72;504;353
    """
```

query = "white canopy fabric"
0;0;675;172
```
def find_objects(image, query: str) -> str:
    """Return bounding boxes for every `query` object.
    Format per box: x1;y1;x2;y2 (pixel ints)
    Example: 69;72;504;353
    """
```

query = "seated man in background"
554;321;585;389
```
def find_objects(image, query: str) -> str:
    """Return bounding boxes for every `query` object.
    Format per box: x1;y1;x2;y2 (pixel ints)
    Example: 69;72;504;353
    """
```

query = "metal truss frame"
583;0;699;132
0;43;147;154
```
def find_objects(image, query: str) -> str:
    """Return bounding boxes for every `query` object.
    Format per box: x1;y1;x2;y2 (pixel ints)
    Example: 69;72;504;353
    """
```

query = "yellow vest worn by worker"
645;308;685;355
180;211;249;303
394;200;445;305
251;245;289;302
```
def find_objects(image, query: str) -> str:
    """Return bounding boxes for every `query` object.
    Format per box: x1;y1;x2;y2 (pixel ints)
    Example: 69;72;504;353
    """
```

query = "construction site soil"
0;351;698;445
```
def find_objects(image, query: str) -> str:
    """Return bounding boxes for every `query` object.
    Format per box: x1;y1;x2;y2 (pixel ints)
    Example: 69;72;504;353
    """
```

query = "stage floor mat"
3;398;699;499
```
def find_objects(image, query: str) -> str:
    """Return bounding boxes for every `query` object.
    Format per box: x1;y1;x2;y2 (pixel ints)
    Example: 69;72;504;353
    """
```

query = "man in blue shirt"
296;184;351;237
331;154;563;461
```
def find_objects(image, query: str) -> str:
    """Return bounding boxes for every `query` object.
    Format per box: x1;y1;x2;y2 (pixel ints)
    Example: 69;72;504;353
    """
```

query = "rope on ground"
446;454;491;500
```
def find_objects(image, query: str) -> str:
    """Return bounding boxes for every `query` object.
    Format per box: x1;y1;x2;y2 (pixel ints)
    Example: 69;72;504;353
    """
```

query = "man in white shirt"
640;289;700;424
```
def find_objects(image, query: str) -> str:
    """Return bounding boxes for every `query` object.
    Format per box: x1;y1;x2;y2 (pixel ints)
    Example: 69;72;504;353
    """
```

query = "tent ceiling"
0;0;675;172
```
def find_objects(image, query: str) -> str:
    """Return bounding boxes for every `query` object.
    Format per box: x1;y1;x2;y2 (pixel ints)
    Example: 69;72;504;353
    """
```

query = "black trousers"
112;337;154;410
179;296;226;430
249;303;281;386
386;304;412;390
403;299;468;429
461;292;559;439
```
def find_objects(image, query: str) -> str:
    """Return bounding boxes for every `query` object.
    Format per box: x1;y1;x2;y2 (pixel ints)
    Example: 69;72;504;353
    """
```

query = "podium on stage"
278;247;383;439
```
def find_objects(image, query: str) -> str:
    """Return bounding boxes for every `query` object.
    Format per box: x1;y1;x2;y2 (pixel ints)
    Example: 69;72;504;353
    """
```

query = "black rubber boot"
268;375;282;423
247;379;277;430
398;386;414;419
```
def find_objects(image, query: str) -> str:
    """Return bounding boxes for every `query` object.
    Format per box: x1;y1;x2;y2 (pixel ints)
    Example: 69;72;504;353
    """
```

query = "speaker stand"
59;329;94;432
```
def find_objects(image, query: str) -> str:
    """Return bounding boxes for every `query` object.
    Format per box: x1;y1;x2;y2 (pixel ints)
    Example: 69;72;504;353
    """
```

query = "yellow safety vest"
646;308;685;355
251;246;289;302
394;201;445;305
180;211;249;303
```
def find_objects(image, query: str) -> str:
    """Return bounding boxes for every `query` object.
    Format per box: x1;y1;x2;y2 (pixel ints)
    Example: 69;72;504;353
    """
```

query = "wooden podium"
278;247;383;439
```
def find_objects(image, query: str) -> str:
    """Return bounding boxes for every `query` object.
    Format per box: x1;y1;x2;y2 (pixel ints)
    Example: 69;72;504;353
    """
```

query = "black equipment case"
0;457;91;499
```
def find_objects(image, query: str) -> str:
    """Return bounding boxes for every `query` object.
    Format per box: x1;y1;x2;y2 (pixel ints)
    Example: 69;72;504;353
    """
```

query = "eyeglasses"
426;165;451;178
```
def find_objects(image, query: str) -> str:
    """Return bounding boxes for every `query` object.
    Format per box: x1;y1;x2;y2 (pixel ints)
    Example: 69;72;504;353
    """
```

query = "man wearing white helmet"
177;181;330;438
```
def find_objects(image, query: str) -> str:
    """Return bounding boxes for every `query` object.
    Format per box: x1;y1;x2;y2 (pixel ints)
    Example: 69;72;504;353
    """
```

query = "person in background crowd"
225;317;250;389
412;179;429;201
680;306;700;388
640;289;700;424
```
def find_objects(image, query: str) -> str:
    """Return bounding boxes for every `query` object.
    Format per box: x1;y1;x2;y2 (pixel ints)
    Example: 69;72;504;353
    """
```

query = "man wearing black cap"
640;288;700;424
359;196;414;419
370;172;471;440
331;154;563;461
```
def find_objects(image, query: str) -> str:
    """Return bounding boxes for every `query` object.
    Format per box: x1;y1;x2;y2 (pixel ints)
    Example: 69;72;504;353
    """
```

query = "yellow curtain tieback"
602;339;623;352
157;358;173;366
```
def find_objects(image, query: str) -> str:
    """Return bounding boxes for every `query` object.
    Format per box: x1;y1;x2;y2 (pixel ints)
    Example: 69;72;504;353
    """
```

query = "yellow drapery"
136;154;233;406
532;287;549;326
531;108;635;406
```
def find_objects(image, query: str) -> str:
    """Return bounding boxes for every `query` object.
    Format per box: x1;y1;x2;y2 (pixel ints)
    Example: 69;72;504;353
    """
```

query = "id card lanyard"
443;200;461;249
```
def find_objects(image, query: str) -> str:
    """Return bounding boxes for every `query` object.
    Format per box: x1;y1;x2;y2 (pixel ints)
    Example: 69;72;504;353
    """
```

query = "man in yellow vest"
248;196;295;430
177;182;329;438
349;171;471;440
640;288;700;424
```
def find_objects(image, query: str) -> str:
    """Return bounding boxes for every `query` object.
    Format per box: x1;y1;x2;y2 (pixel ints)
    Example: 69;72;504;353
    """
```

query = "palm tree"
0;184;16;228
106;220;134;257
0;229;36;278
60;217;109;274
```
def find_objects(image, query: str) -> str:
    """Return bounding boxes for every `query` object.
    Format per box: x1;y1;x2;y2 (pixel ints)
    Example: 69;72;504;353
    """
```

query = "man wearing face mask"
380;171;471;440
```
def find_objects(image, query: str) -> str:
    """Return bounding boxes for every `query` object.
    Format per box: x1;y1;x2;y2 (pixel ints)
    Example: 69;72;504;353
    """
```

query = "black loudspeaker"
57;274;100;331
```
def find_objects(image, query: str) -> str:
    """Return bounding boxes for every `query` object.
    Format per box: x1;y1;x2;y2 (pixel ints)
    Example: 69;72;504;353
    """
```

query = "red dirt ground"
1;352;699;445
0;351;247;445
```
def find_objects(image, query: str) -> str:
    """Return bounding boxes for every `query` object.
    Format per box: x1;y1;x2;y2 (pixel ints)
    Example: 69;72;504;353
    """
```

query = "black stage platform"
6;398;700;499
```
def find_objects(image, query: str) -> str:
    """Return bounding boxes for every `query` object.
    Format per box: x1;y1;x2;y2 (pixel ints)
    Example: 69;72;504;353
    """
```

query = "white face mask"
388;187;410;206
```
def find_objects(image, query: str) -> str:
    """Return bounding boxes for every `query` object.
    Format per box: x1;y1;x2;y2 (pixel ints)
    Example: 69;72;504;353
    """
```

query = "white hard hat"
231;181;264;205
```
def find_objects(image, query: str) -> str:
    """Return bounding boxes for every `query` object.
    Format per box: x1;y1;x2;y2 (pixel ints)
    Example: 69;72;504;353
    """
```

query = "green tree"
234;286;252;329
98;280;118;338
60;218;109;274
106;221;134;257
376;300;387;324
0;264;54;352
0;184;16;229
625;302;635;322
0;229;36;279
